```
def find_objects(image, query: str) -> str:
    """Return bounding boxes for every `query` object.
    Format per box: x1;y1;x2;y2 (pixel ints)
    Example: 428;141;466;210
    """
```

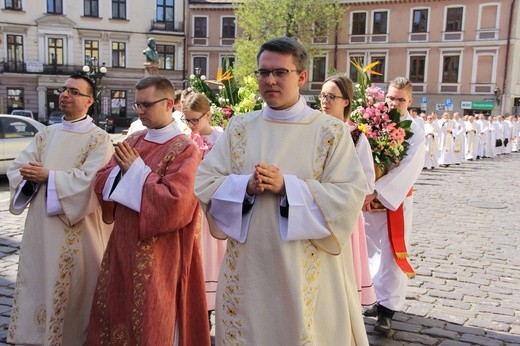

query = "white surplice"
195;97;369;345
363;112;425;311
6;116;114;345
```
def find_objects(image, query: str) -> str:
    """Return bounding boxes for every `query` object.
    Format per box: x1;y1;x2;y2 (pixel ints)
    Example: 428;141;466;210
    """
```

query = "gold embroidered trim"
300;241;320;344
34;305;46;333
48;224;81;344
221;240;242;345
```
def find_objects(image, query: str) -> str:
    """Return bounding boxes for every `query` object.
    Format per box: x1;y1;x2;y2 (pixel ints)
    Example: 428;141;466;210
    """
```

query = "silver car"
0;114;45;175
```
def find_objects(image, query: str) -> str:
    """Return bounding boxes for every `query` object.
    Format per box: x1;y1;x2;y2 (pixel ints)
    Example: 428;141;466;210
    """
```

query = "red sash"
386;189;415;278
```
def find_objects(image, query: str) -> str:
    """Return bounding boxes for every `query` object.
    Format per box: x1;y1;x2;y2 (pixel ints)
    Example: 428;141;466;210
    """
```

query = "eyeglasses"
386;95;408;103
131;98;168;111
254;68;298;79
318;93;345;103
181;112;207;125
57;87;92;98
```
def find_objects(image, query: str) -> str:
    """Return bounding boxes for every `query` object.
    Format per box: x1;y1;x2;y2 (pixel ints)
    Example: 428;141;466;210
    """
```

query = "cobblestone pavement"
0;153;519;345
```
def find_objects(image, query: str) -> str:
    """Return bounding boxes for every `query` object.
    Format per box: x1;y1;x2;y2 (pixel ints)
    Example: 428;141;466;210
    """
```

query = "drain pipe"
502;0;515;114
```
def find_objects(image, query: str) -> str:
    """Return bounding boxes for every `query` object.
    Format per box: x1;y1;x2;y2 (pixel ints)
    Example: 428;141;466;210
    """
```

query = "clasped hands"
19;162;49;184
362;192;377;212
114;141;140;173
246;163;285;196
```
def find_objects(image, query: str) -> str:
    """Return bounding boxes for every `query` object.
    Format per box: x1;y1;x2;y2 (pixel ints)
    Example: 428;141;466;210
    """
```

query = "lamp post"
82;57;107;124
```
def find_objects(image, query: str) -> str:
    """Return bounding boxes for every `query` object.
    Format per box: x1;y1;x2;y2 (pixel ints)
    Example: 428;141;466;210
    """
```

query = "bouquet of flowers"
188;67;263;128
350;59;413;169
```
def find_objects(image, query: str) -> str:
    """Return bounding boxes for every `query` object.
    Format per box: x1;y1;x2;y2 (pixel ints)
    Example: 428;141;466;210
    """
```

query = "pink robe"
88;133;210;346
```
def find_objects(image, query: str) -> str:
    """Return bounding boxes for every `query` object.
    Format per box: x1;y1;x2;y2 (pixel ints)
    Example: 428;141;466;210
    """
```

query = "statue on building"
143;38;159;62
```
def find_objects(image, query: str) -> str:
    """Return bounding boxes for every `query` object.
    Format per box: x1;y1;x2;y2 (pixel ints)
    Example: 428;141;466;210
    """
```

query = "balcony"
151;20;184;33
1;61;83;75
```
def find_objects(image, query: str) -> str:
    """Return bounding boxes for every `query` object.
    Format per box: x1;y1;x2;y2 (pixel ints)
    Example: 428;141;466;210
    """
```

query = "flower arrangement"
188;67;263;128
350;59;413;169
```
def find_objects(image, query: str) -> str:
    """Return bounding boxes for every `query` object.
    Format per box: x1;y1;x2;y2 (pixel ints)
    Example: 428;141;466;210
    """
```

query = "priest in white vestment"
452;112;466;164
6;75;114;345
438;112;455;167
362;77;425;336
195;37;369;345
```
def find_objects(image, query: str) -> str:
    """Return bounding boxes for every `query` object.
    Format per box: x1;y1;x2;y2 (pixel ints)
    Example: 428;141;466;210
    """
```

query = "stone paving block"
366;335;406;346
422;327;459;340
466;318;510;332
459;333;503;346
392;320;422;333
393;331;438;345
437;299;472;310
439;341;472;346
476;305;516;316
428;310;469;325
428;290;464;300
485;330;520;343
402;315;446;329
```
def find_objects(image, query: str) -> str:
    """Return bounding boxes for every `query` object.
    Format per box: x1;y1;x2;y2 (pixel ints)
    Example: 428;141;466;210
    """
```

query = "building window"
193;56;207;76
48;38;64;65
84;0;99;17
370;56;385;83
111;90;127;116
7;34;24;72
157;0;173;22
85;40;99;64
112;0;126;19
194;17;207;38
47;0;62;14
157;44;175;70
352;12;367;35
446;7;463;32
5;0;22;10
442;55;459;83
312;57;327;82
111;42;126;67
222;17;236;39
221;56;235;71
7;88;24;114
349;56;364;82
412;9;428;33
409;56;426;83
372;11;388;34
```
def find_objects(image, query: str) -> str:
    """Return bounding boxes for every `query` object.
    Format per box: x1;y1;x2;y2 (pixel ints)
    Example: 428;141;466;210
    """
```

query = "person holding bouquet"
320;75;377;308
181;92;226;330
362;77;425;336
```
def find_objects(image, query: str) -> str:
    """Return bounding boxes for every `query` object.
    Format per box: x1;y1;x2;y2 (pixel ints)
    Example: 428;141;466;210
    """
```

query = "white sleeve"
208;174;254;243
279;175;329;241
356;134;375;194
46;170;64;216
108;157;151;212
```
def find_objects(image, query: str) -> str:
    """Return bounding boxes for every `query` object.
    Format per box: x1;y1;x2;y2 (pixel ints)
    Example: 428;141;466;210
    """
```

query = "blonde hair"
182;92;210;114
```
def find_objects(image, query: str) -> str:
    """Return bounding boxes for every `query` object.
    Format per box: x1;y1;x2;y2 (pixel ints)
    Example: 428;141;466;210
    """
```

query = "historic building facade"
1;0;519;122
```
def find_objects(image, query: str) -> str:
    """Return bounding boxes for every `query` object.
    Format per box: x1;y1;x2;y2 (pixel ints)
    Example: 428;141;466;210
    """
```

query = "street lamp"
82;57;107;124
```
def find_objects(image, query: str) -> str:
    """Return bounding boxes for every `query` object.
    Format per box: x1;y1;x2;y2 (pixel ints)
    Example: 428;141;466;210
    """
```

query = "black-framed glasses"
131;98;168;111
181;112;207;125
318;93;345;103
57;87;92;98
254;68;298;79
386;95;408;103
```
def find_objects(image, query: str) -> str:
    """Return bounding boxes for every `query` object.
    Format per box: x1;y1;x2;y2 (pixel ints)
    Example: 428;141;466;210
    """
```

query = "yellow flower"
216;67;233;82
358;123;367;133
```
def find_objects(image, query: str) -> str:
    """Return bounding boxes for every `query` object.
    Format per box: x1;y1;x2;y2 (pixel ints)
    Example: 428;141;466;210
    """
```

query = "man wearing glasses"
362;77;425;336
7;74;114;345
195;37;368;345
88;76;210;345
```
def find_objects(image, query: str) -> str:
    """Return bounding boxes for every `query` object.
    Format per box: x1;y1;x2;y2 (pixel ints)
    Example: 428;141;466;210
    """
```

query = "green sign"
471;101;495;110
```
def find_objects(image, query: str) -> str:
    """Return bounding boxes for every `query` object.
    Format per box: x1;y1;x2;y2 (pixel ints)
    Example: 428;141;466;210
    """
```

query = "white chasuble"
195;109;368;345
6;120;113;345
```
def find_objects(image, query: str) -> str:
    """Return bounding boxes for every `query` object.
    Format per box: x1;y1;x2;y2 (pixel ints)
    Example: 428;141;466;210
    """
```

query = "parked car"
0;114;45;175
11;109;36;121
47;111;64;125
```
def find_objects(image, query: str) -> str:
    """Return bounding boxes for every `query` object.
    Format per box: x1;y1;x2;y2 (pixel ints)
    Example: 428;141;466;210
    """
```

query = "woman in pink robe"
182;92;226;326
320;75;377;307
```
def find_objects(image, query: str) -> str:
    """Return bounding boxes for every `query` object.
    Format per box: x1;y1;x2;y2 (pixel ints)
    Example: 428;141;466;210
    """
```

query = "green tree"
232;0;345;79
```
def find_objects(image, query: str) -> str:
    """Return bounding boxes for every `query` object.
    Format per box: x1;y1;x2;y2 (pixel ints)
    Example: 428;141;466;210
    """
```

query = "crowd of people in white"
412;109;519;169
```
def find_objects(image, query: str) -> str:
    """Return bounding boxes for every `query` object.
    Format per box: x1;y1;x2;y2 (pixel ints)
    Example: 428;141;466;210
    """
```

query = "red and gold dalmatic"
88;132;210;346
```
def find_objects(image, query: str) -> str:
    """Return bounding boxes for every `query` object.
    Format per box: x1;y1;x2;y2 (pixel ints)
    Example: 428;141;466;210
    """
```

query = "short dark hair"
323;75;354;120
69;73;95;97
135;76;175;98
257;37;308;72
